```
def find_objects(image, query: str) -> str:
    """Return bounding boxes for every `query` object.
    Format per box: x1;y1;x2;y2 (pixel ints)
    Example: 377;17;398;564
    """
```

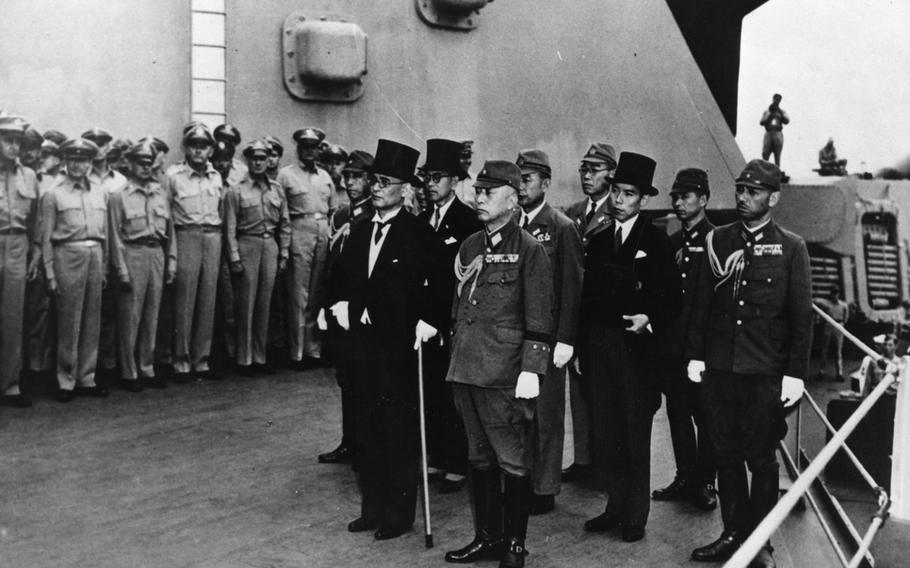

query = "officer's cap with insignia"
60;137;100;160
292;127;326;147
126;140;158;163
474;160;522;191
81;127;113;147
212;139;235;161
736;159;781;192
670;167;710;198
342;149;374;174
242;138;271;159
137;135;169;155
321;142;348;161
23;127;44;152
264;135;284;157
213;123;242;146
516;148;551;178
43;129;68;145
110;138;133;159
580;143;618;168
40;139;61;158
183;123;214;146
0;115;30;136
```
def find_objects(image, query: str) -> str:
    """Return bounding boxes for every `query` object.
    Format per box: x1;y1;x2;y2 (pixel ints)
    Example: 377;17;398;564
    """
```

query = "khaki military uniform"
25;174;60;374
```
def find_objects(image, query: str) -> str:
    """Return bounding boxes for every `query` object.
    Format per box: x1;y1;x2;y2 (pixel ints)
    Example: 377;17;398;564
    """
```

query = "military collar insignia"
535;231;551;242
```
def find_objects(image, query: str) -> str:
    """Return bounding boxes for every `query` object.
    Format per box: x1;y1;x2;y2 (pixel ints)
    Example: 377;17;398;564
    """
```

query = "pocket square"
634;250;648;259
392;258;399;263
444;236;457;245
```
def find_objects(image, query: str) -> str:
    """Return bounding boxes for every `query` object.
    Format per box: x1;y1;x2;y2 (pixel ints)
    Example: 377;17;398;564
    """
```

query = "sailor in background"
445;160;553;568
652;168;717;510
687;159;812;568
514;149;584;515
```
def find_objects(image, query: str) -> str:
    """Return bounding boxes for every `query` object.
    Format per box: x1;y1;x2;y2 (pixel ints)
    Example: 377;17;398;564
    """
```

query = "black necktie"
373;221;386;244
521;214;529;230
585;202;596;226
614;226;622;252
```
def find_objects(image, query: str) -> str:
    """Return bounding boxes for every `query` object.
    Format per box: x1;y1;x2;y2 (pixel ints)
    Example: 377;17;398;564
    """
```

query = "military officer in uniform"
321;142;349;213
453;140;477;209
225;140;290;374
264;136;283;181
108;141;176;393
417;138;481;493
277;127;334;368
514;149;584;515
263;135;287;360
317;149;375;465
652;168;717;510
687;159;812;568
332;139;448;541
0;115;40;407
214;123;248;182
40;138;111;402
19;128;44;171
443;160;552;568
165;123;223;382
561;142;617;482
580;152;681;542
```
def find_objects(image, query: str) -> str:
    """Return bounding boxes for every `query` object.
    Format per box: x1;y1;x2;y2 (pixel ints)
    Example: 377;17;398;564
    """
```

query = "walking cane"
417;343;434;548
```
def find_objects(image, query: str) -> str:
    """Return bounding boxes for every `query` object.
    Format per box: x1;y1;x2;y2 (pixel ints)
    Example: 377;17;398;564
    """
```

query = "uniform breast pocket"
240;196;261;219
124;206;148;234
485;267;520;304
151;203;169;233
749;266;786;308
57;205;84;227
265;193;283;219
177;192;202;215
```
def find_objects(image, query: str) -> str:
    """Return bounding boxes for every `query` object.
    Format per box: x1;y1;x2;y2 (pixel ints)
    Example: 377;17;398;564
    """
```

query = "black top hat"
612;152;658;196
421;138;468;180
370;139;421;185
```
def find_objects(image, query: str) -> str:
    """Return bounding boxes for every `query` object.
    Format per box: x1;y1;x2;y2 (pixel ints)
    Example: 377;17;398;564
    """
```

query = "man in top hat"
444;160;552;568
39;137;111;402
321;142;349;213
580;151;681;542
332;138;448;541
415;138;481;493
225;139;291;374
760;94;789;167
0;115;40;407
561;142;618;483
277;126;334;368
514;148;584;515
83;126;128;382
164;123;224;382
651;168;718;511
264;136;284;181
687;159;811;568
214;123;248;182
108;141;176;392
317;149;375;465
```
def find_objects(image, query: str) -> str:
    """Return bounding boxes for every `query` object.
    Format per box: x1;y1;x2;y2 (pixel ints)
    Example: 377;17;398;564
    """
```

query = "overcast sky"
736;0;910;179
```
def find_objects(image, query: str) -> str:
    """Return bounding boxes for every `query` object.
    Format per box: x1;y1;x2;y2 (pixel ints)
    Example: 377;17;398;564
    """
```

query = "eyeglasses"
421;172;451;185
373;177;405;188
578;165;609;176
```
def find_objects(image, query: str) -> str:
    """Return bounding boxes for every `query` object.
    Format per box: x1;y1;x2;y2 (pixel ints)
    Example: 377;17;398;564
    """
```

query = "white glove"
781;375;805;406
413;320;438;350
687;360;705;383
317;308;328;331
553;342;573;369
330;301;350;330
622;314;651;334
515;371;540;399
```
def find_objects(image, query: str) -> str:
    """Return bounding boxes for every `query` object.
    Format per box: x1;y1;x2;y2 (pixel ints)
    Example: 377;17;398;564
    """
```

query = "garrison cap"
516;149;551;177
43;129;68;145
580;143;617;168
138;135;169;155
213;123;242;146
0;115;30;135
670;167;710;196
736;159;781;192
81;127;113;147
40;139;61;157
183;123;214;145
212;140;235;161
23;128;44;151
342;149;374;173
612;151;658;196
474;160;521;191
293;127;326;146
264;135;284;157
242;138;271;158
60;138;100;160
321;142;348;161
126;140;157;162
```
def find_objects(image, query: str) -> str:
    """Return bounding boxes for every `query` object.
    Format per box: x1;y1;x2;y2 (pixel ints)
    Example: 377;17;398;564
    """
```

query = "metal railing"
724;304;896;568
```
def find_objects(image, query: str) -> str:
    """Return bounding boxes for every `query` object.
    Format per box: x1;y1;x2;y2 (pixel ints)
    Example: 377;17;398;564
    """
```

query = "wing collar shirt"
615;213;639;245
166;162;223;228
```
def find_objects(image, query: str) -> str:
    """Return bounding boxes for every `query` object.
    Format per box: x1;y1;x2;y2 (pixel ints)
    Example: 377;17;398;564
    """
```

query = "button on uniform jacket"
565;197;613;250
666;217;714;357
686;220;813;378
446;220;553;388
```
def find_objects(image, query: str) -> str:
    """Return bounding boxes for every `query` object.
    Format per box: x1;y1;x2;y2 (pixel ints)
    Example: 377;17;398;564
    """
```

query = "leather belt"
126;238;163;248
175;224;221;233
55;239;102;247
0;227;27;235
290;212;326;220
239;231;274;239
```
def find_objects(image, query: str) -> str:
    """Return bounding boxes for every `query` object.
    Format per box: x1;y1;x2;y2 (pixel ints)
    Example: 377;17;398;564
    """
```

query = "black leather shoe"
347;517;378;533
374;522;412;540
584;511;621;532
74;385;110;398
652;476;689;501
438;476;467;494
141;376;168;389
561;463;591;483
621;524;645;542
3;393;33;408
692;531;742;562
749;545;776;568
691;483;718;511
318;444;353;464
444;537;503;563
529;494;555;515
171;372;194;384
57;389;76;403
499;537;529;568
118;379;144;393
